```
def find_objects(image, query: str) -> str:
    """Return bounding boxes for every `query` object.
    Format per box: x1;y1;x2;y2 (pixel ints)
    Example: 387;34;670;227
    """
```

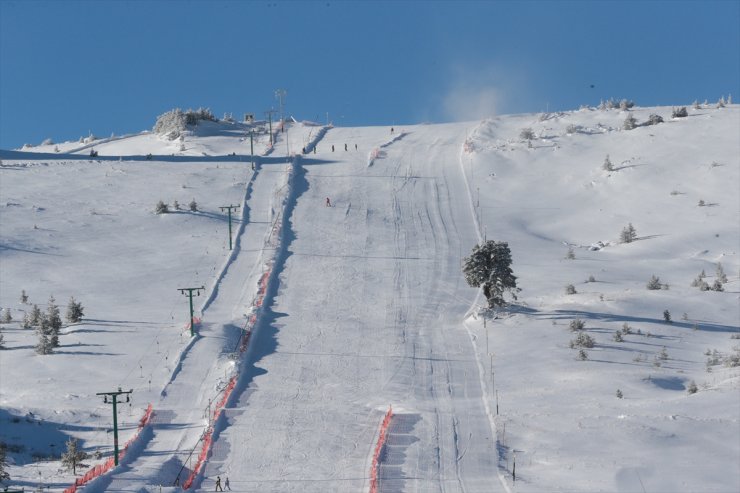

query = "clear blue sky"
1;0;738;149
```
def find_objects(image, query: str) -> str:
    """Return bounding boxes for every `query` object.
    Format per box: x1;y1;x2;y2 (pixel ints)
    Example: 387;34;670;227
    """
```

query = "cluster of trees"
0;291;85;354
153;107;217;140
156;199;198;214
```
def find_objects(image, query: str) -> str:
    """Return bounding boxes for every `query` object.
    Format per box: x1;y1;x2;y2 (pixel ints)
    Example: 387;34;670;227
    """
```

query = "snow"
1;105;739;493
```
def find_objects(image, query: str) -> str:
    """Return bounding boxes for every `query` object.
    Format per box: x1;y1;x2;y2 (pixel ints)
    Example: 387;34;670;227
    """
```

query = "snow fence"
63;404;154;493
368;406;393;493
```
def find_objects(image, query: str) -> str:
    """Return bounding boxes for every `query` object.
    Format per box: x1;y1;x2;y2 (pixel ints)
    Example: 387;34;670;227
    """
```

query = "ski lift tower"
275;89;287;132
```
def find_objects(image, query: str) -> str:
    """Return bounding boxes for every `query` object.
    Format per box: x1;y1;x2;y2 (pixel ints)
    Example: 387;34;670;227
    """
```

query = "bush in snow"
587;275;596;283
663;310;672;323
566;124;580;134
35;324;53;355
620;223;637;243
716;263;728;284
621;322;632;335
66;297;84;323
46;296;61;347
155;201;169;214
153;109;187;140
672;107;688;118
1;309;11;324
29;304;42;326
616;389;623;398
602;154;614;171
578;349;588;360
623;114;637;130
519;128;535;140
613;329;624;342
698;199;706;207
570;332;594;348
569;318;585;331
646;114;664;125
619;99;634;110
566;247;575;260
189;199;198;212
173;200;180;211
184;107;217;125
565;284;577;295
687;380;698;394
647;275;662;290
463;240;520;309
711;280;724;292
693;100;700;109
716;97;725;108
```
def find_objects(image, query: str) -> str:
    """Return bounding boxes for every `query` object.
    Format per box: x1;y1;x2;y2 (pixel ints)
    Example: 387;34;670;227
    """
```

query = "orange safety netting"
64;404;154;493
368;406;393;493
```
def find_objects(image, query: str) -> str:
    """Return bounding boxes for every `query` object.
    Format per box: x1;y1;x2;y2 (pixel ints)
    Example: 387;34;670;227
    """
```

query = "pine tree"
21;313;31;329
716;263;728;284
47;296;62;347
623;114;637;130
36;328;53;355
173;200;180;211
189;199;198;212
1;309;12;324
20;289;28;304
155;200;169;214
463;240;520;309
647;275;662;290
602;154;614;171
0;328;5;349
66;297;84;323
0;442;10;480
61;438;88;475
29;304;42;326
620;223;637;243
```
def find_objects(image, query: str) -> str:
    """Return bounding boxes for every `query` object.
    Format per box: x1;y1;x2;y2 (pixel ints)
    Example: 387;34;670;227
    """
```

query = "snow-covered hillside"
0;104;738;493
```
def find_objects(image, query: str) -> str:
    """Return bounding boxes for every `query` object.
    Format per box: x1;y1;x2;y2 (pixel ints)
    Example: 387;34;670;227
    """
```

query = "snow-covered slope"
0;105;738;493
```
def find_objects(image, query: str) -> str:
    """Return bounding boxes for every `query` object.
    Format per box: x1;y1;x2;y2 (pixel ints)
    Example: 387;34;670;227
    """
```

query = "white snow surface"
1;105;739;493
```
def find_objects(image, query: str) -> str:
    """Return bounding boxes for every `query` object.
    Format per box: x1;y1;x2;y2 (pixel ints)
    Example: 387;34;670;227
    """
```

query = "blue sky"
1;0;738;149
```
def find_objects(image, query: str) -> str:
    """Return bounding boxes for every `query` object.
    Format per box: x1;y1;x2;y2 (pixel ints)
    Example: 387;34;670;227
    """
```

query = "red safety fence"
181;376;237;489
368;406;393;493
64;404;154;493
183;317;202;333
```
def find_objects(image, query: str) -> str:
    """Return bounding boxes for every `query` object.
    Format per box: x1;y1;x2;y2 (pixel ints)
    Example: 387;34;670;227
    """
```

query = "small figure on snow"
225;477;231;490
302;146;306;154
325;197;332;207
344;143;348;151
355;143;358;150
331;145;335;152
215;475;223;491
313;146;317;154
391;127;394;134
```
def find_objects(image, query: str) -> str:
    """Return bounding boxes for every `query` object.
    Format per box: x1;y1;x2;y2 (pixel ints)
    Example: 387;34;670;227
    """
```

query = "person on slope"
215;476;223;491
225;477;231;490
326;197;332;207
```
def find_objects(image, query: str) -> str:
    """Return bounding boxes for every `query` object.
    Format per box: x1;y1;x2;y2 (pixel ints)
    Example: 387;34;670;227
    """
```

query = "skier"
225;477;231;490
215;476;223;491
344;143;348;151
302;146;306;154
326;197;331;207
332;145;335;152
313;146;317;154
355;143;358;150
391;127;394;134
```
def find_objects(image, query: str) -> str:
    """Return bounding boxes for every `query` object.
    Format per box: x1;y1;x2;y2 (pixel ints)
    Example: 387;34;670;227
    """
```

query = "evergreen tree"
620;223;637;243
672;107;688;118
0;328;5;349
36;329;53;355
155;200;169;214
21;313;31;330
0;442;10;481
189;199;198;212
66;297;84;323
602;154;614;171
463;240;520;309
47;296;62;347
623;114;637;130
647;275;662;290
716;263;728;284
1;309;12;324
29;304;42;326
61;438;88;475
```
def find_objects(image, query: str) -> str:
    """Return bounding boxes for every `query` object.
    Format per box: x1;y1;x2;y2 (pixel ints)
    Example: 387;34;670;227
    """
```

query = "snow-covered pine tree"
623;114;637;130
61;438;88;475
647;275;662;290
66;297;84;323
155;201;169;214
47;296;62;347
602;154;614;171
620;223;637;243
1;309;11;324
29;304;42;326
36;327;53;355
519;128;535;140
189;199;198;212
716;263;728;284
0;329;5;349
0;442;10;480
463;240;520;309
21;313;31;330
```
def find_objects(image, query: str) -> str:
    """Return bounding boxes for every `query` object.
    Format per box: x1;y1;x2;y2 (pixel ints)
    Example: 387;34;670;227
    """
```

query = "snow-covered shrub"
663;310;672;323
519;128;535;140
620;223;637;243
711;280;724;292
184;107;217;125
566;247;575;260
698;199;705;207
646;114;664;125
621;322;632;335
153;109;187;140
42;138;54;145
189;199;198;212
672;107;688;118
716;263;728;284
571;332;595;348
565;124;580;134
602;154;614;171
693;100;700;109
587;275;596;283
2;309;12;324
613;330;624;342
619;99;634;110
578;349;588;360
173;200;180;211
569;318;585;331
717;97;725;108
565;284;577;295
687;381;698;394
155;201;169;214
623;114;637;130
29;304;41;326
61;438;88;474
646;275;662;290
616;389;623;398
